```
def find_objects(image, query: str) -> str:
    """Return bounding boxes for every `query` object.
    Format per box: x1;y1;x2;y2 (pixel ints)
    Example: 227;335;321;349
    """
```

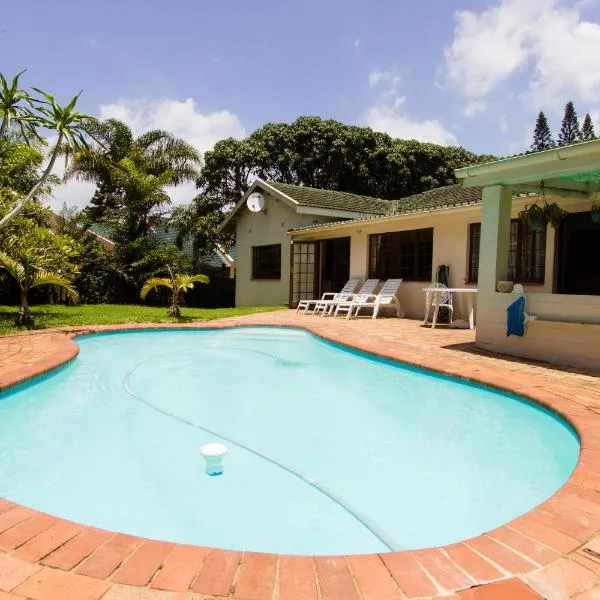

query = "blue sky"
4;0;600;207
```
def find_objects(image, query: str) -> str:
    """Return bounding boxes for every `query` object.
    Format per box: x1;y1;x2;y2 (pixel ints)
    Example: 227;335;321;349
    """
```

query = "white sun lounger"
317;279;381;317
326;279;381;318
296;277;362;315
336;278;404;319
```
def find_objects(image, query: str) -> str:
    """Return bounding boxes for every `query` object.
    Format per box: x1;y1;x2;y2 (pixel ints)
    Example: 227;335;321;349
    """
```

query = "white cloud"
368;69;401;91
444;0;600;105
354;38;361;51
47;98;246;211
499;114;509;133
365;105;458;146
463;100;488;118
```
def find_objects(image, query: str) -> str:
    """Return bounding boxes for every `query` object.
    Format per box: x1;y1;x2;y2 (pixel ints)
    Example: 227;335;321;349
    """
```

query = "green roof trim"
267;181;391;215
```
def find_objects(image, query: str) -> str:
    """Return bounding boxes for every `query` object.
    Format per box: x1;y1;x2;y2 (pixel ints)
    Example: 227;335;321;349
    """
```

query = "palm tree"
140;271;209;317
0;251;79;326
65;119;201;234
0;86;95;231
0;70;38;140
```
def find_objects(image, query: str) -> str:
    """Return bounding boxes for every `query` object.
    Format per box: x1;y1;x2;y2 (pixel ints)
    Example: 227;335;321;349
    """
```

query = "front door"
557;212;600;295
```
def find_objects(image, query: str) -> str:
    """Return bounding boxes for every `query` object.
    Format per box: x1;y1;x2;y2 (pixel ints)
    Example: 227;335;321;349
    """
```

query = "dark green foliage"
582;113;596;141
558;102;582;146
530;112;555;151
198;116;496;208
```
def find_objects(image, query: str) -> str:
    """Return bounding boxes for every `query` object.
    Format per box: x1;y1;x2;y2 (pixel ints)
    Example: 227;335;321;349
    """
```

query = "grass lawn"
0;304;285;335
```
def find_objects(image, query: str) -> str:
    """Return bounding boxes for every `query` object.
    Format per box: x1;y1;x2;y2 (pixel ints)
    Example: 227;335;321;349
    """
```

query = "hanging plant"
518;181;568;231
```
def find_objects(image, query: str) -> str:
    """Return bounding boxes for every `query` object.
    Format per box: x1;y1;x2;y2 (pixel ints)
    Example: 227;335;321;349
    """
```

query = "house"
219;179;391;306
455;139;600;371
222;178;563;320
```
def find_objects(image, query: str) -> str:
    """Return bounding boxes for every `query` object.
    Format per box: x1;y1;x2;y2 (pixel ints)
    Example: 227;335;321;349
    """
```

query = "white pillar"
479;185;512;294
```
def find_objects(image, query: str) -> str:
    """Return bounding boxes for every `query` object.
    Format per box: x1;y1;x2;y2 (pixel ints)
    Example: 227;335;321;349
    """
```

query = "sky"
4;0;600;209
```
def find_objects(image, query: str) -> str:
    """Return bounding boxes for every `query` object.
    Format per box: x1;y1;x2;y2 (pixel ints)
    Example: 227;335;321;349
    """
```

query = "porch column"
479;185;512;294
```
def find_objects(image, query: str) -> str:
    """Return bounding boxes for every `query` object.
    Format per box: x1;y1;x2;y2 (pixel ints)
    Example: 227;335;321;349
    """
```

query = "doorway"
557;212;600;295
319;237;351;295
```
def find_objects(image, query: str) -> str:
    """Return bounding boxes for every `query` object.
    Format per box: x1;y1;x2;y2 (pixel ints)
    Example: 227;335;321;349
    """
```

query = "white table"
422;287;478;329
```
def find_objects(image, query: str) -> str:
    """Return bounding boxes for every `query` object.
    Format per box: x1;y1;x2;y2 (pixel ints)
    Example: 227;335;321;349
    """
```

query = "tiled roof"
289;184;482;232
267;181;391;215
387;184;481;215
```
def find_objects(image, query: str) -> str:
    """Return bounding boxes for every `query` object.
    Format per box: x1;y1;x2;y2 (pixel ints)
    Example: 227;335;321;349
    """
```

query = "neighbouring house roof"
87;222;234;270
288;184;483;234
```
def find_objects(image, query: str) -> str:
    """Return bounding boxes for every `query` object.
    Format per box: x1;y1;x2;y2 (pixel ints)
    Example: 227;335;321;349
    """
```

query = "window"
252;244;281;279
369;228;433;281
468;221;546;283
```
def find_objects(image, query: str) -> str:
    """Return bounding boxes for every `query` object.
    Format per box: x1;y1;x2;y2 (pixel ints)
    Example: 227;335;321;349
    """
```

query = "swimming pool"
0;327;579;555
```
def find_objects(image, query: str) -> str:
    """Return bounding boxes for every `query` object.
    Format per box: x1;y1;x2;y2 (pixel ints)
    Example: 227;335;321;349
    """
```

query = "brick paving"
1;309;600;599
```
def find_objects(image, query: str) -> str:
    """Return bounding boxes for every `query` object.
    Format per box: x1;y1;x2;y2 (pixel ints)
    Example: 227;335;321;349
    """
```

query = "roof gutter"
455;139;600;182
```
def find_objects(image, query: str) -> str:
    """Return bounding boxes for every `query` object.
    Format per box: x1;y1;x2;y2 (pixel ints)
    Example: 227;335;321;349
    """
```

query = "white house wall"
235;190;334;307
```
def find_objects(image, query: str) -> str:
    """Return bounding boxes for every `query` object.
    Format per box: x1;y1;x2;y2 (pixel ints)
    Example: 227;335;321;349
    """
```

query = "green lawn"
0;304;285;335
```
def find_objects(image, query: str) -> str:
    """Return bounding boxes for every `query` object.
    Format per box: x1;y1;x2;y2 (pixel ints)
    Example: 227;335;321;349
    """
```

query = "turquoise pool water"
0;327;579;555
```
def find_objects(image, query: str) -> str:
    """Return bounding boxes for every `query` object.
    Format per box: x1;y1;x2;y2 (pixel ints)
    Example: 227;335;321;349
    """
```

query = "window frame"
467;220;546;284
251;244;282;280
368;228;434;282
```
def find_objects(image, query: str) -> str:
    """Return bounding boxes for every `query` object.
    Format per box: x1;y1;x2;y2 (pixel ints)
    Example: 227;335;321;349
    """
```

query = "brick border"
1;311;600;599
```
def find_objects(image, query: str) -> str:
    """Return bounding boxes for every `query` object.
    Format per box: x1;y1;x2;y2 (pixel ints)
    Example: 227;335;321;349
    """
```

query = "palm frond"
140;277;174;300
175;274;209;294
0;250;25;284
30;271;79;302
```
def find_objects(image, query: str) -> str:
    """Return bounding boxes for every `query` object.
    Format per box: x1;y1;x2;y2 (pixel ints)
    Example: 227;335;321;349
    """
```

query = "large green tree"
66;119;201;239
530;111;555;151
198;116;495;209
558;101;582;146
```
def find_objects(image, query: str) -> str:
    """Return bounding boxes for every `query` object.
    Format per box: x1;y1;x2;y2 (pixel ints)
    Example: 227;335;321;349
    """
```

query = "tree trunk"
0;132;64;231
168;291;181;317
16;288;34;327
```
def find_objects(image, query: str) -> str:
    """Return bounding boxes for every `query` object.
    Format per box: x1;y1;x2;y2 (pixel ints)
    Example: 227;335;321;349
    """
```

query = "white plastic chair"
319;279;380;317
427;282;454;328
296;278;362;315
337;279;404;319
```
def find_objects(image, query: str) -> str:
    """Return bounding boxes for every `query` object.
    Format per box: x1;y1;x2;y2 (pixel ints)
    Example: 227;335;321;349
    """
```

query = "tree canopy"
198;116;496;208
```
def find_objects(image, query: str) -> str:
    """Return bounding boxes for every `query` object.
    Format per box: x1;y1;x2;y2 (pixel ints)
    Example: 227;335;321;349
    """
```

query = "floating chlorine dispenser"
201;442;227;476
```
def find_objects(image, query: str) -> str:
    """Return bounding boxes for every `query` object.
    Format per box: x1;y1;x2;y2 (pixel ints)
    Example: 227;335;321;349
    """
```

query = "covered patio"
455;139;600;372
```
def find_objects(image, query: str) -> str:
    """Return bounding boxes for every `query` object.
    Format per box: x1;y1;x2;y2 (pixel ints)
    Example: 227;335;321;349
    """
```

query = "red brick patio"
1;309;600;599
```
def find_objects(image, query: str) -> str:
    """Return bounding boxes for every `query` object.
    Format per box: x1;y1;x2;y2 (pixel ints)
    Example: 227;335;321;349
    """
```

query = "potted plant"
519;201;567;231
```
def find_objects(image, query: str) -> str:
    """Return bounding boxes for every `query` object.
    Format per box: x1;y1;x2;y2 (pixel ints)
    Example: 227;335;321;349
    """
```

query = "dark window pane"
468;223;481;282
368;228;433;281
252;244;281;279
469;220;546;284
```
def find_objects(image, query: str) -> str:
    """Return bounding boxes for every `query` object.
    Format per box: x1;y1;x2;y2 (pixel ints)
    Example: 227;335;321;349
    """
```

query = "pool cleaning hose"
123;346;400;552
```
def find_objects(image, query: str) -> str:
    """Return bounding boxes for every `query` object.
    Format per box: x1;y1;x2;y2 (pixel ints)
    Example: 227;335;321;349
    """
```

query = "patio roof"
455;139;600;197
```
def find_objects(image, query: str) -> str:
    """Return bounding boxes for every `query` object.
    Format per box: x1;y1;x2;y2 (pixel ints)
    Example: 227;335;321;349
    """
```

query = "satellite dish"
247;192;265;213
